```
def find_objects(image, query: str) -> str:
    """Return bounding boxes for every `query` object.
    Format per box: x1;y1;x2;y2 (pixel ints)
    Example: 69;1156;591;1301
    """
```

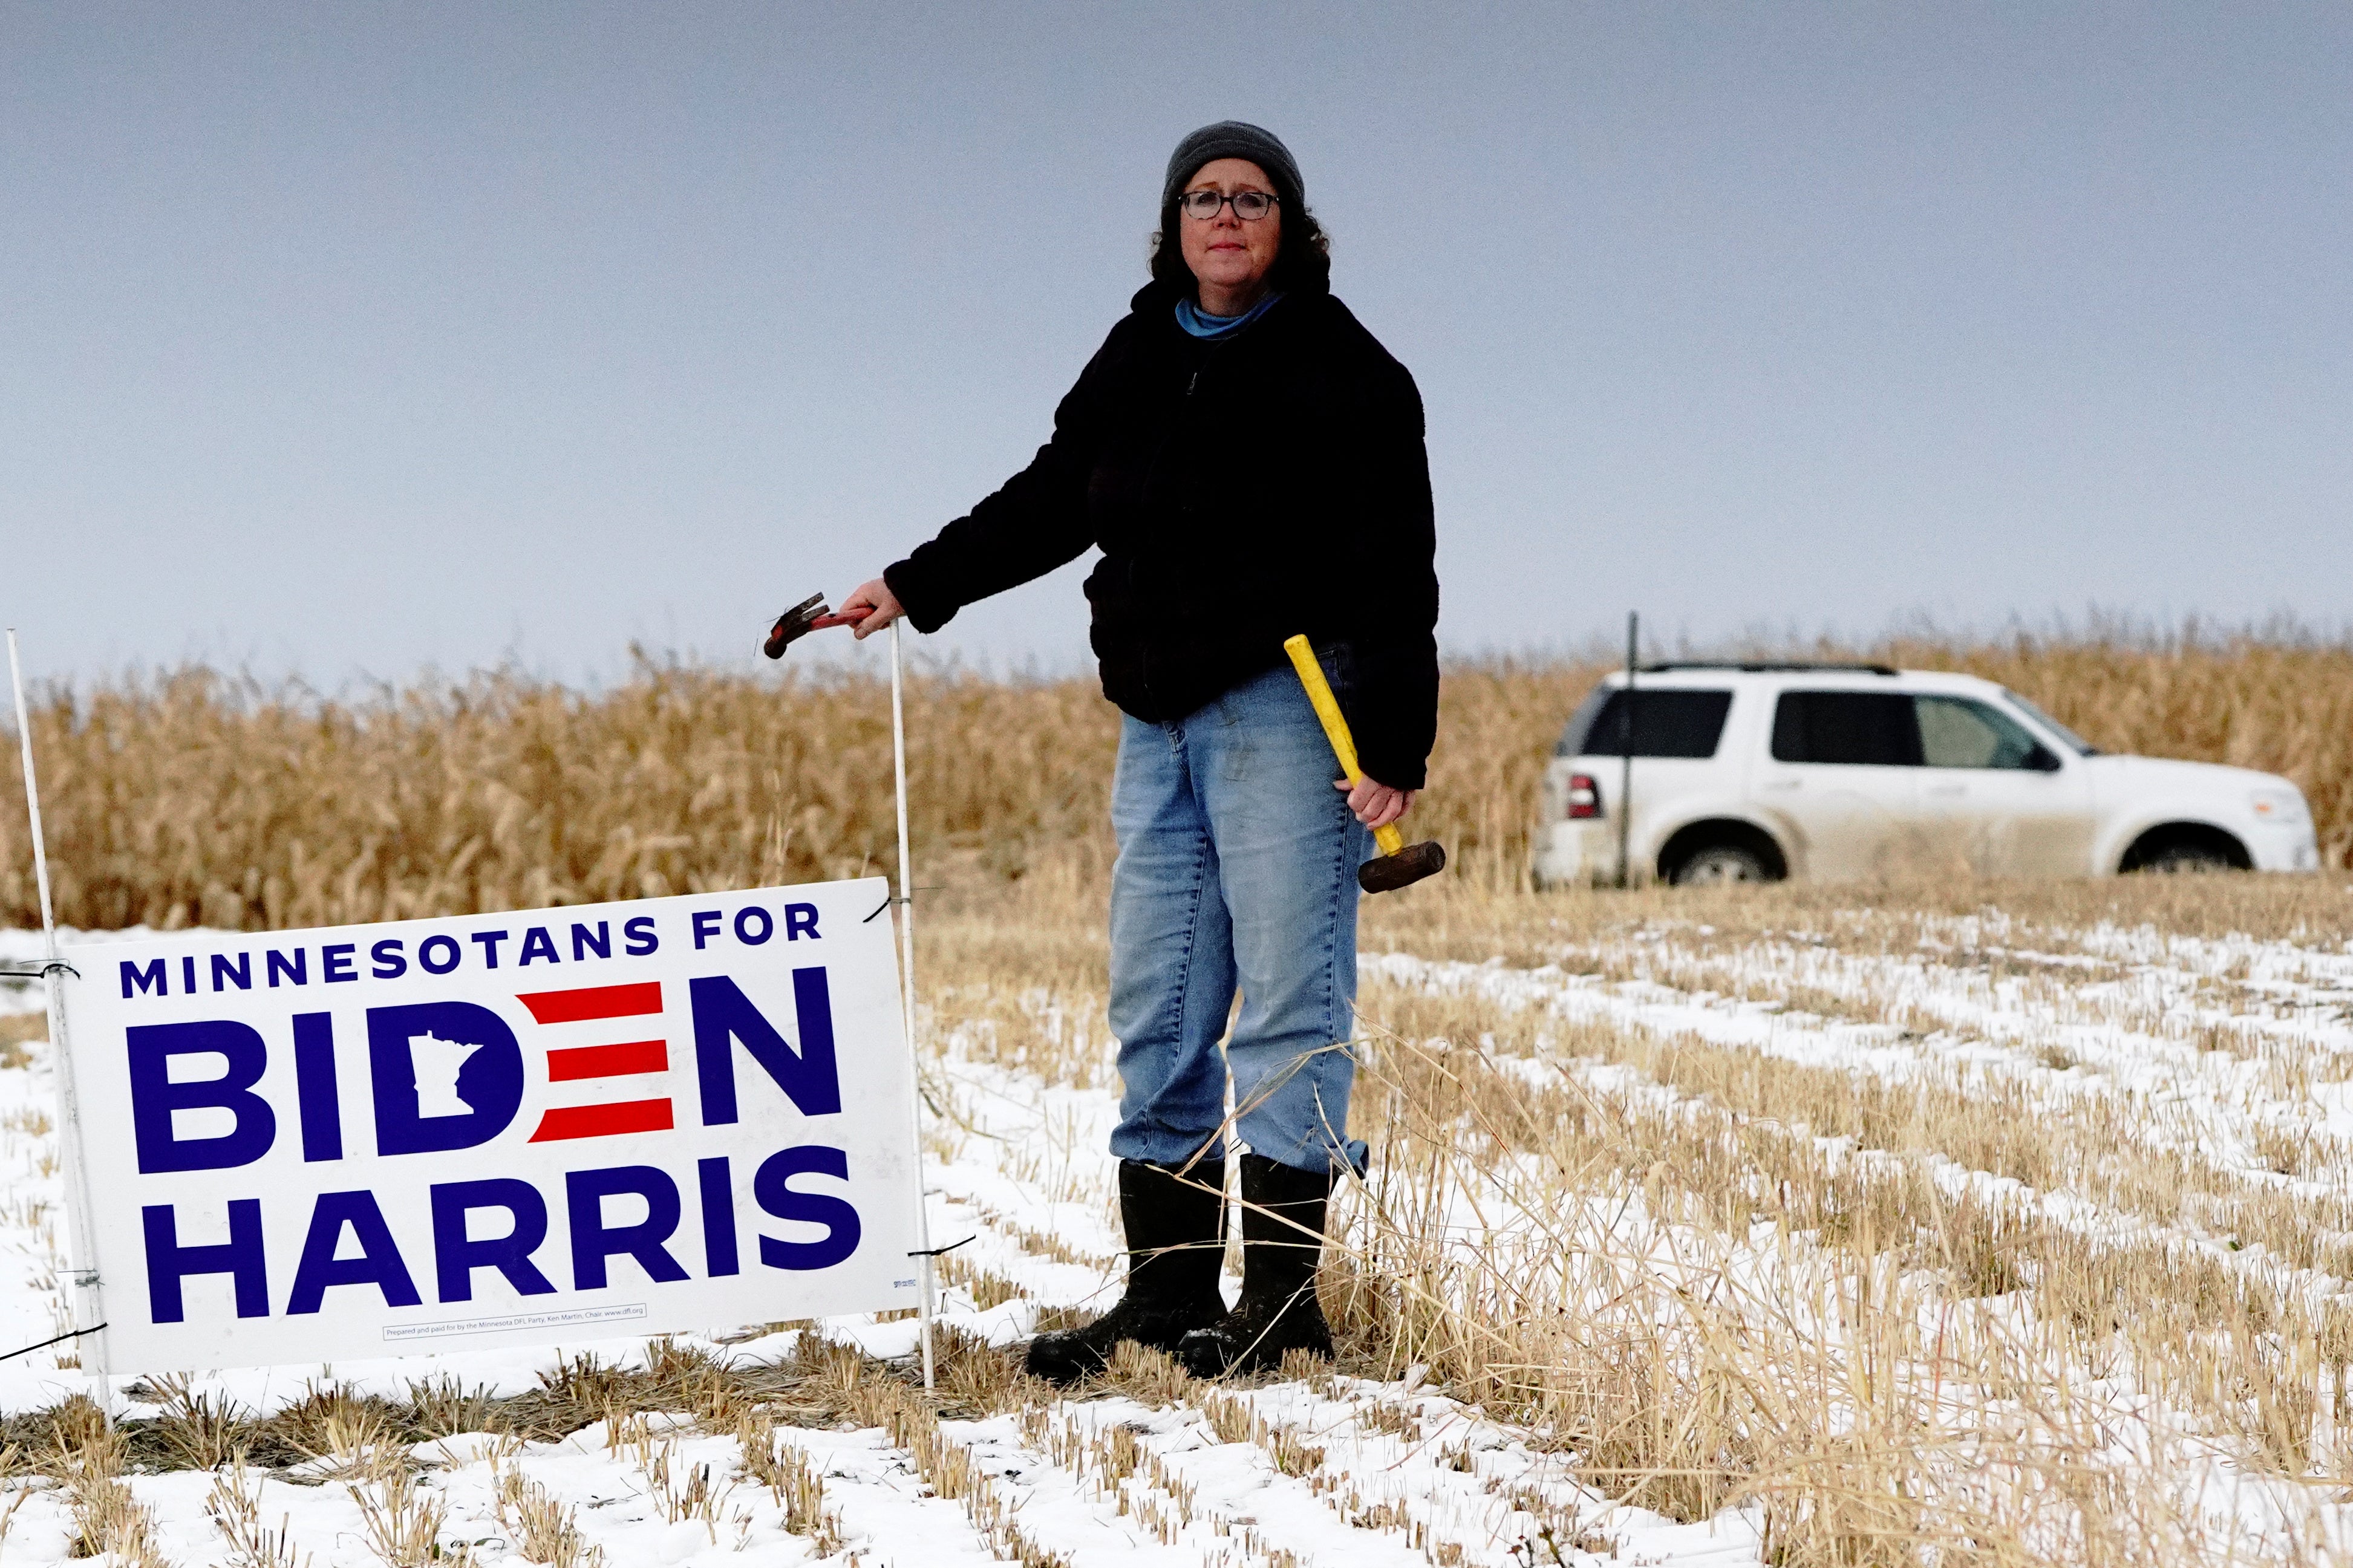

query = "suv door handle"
1925;783;1965;799
1760;779;1801;793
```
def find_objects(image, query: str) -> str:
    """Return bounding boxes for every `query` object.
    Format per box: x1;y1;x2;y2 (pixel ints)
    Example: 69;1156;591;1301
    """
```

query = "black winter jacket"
884;278;1440;790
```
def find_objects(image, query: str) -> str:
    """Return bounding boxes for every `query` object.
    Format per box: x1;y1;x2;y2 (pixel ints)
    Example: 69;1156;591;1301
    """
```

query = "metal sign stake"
7;631;110;1416
889;622;938;1391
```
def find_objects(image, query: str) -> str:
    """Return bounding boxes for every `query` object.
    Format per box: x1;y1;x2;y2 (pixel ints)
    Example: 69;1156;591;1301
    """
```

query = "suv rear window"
1560;688;1734;758
1770;691;1923;766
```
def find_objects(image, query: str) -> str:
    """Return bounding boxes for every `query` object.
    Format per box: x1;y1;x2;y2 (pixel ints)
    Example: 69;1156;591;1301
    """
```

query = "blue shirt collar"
1175;290;1283;340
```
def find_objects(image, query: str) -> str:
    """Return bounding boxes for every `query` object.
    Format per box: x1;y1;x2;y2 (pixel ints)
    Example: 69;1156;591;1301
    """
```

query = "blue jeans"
1106;654;1372;1177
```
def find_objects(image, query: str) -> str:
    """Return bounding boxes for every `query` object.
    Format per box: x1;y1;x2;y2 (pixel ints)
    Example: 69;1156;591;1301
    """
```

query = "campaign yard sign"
58;879;920;1373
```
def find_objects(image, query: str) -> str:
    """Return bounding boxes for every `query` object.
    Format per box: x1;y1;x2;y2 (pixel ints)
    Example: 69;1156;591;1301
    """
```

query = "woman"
834;120;1438;1382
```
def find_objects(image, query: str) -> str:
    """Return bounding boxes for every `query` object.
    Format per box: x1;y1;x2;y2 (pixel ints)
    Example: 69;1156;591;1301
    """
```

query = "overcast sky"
5;2;2348;689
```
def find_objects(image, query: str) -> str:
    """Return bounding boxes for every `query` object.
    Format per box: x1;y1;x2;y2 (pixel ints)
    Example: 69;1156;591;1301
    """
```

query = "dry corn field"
5;629;2353;932
2;635;2353;1564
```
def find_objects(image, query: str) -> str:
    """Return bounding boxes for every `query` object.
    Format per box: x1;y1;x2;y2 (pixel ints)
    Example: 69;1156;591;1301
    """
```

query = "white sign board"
58;879;919;1373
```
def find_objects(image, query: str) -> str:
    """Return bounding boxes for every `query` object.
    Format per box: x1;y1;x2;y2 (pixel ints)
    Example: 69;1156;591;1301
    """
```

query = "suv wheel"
2140;844;2236;875
1671;844;1774;886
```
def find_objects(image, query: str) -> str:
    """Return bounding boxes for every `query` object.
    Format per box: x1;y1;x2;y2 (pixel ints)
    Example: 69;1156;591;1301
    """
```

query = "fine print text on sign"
60;879;918;1374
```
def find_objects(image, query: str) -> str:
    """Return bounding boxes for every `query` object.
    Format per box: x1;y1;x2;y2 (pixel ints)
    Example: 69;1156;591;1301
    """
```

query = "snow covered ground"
4;901;2353;1564
0;928;1760;1567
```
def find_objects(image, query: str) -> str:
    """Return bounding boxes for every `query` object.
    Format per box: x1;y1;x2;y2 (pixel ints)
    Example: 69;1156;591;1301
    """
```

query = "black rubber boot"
1022;1159;1226;1385
1176;1153;1334;1377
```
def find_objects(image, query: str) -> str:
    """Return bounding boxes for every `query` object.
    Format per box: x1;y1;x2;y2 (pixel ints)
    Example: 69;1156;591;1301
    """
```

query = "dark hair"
1149;197;1332;294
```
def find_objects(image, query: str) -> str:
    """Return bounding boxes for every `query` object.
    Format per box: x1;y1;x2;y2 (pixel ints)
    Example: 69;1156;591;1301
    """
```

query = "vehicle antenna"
1619;611;1637;890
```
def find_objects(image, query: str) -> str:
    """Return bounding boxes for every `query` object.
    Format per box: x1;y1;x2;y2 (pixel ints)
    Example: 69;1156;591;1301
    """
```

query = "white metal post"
7;631;109;1414
889;622;937;1390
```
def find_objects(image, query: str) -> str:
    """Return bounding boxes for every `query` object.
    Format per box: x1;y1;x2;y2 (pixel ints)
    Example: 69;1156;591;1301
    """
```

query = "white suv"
1534;663;2319;886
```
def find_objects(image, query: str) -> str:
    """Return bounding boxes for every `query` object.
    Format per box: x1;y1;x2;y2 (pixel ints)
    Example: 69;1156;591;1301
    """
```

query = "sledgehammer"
1284;635;1446;894
762;594;864;658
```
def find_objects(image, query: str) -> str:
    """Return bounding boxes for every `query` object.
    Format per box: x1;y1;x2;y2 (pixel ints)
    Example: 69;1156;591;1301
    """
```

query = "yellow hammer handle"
1284;635;1406;857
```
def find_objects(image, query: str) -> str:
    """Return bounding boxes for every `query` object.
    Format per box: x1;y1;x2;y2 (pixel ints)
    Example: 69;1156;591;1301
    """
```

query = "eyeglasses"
1179;189;1279;221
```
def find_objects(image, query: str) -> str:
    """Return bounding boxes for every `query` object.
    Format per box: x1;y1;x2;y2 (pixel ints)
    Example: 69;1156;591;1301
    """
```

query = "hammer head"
1358;840;1446;894
763;594;829;659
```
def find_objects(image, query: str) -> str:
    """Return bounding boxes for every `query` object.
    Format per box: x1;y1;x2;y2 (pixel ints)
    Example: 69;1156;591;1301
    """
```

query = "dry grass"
148;1370;255;1470
916;863;2353;1564
7;628;2352;931
349;1456;461;1567
29;1330;1030;1484
205;1453;312;1568
492;1450;605;1568
735;1413;844;1555
5;860;2352;1561
38;1397;168;1566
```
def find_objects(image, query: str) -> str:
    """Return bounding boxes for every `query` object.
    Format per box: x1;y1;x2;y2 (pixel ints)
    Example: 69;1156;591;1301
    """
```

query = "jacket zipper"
1187;342;1221;398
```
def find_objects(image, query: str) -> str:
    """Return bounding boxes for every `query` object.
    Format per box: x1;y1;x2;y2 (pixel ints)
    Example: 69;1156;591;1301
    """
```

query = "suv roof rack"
1634;660;1901;677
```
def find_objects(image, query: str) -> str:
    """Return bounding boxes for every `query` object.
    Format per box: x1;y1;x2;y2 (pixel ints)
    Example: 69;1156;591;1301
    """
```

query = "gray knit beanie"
1161;121;1305;215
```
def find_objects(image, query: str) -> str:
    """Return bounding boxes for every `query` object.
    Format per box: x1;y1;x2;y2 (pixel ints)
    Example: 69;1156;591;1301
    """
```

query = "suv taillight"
1566;773;1602;819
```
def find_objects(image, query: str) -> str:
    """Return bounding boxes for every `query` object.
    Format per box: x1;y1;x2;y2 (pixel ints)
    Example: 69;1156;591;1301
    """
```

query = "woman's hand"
837;577;906;640
1336;775;1417;830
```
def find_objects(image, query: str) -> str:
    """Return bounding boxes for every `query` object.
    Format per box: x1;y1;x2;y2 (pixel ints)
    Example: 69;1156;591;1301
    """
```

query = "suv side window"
1566;689;1735;758
1770;692;1921;766
1916;695;2048;770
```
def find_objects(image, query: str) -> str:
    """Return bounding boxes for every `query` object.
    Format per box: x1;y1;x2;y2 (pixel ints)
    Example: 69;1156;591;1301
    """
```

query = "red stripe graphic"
546;1038;667;1082
529;1099;674;1142
517;981;663;1025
